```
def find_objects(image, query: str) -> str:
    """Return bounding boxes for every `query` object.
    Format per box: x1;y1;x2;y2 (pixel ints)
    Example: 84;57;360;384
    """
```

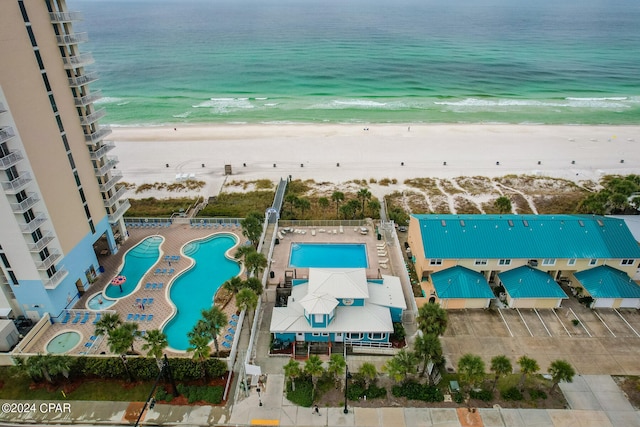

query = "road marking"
593;310;616;337
534;308;552;336
516;308;533;337
569;307;591;337
251;419;280;426
498;309;514;337
614;308;640;338
552;309;571;337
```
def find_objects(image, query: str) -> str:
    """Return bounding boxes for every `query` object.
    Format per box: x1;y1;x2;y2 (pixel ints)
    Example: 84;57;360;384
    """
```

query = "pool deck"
23;224;245;357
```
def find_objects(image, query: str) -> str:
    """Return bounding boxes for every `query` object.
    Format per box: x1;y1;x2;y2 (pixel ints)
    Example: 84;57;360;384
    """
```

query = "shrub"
453;392;464;404
391;380;443;402
285;376;314;407
501;386;523;401
528;389;547;400
176;384;223;404
348;381;387;400
470;388;493;401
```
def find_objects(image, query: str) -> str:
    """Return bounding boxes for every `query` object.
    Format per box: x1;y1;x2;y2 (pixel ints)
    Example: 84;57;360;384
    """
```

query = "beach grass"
197;190;274;218
126;197;198;217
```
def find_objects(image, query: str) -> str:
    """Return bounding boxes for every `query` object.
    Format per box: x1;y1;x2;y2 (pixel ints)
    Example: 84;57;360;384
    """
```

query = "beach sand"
110;124;639;199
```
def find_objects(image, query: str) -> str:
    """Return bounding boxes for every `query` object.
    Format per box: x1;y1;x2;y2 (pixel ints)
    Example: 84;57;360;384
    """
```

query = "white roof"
368;275;407;310
308;268;369;299
299;293;339;314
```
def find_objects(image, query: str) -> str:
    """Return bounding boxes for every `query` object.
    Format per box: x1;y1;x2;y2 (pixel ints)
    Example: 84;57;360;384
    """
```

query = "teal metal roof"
574;266;640;299
498;266;568;299
431;266;494;299
412;214;640;260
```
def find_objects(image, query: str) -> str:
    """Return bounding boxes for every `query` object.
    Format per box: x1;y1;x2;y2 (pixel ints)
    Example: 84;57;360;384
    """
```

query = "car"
398;226;407;232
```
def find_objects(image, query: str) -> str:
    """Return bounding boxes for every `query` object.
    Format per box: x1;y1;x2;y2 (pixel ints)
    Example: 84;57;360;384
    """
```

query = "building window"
474;259;488;266
18;1;30;22
589;259;598;266
35;50;45;70
314;314;323;324
429;259;442;266
8;271;18;285
542;258;556;266
498;259;511;266
368;333;386;340
347;333;363;340
621;259;636;266
26;26;37;47
0;253;10;269
567;259;576;266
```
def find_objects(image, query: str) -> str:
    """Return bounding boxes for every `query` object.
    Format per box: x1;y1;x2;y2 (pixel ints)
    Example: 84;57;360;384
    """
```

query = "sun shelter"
574;265;640;308
497;266;568;308
429;266;494;309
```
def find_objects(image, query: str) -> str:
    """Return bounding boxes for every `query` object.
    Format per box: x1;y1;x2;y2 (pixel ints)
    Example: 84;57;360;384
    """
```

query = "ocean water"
68;0;640;125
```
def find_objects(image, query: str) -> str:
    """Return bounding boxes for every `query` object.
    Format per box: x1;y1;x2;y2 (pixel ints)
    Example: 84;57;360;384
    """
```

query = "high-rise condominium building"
0;0;128;321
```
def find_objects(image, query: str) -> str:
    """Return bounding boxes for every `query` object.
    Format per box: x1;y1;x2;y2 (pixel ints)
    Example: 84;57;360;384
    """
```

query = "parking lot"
441;295;640;376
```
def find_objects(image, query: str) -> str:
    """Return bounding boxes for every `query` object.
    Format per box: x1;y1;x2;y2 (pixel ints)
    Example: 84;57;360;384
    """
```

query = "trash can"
275;238;280;245
377;233;381;240
270;271;275;279
99;266;105;273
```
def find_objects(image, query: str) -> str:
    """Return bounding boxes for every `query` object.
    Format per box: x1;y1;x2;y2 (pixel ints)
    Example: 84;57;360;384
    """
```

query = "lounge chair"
61;311;71;324
224;334;234;341
133;314;140;321
229;320;237;327
145;283;152;289
378;258;389;263
378;251;387;257
168;269;175;275
231;314;239;320
93;312;101;324
126;313;134;321
72;312;82;324
380;263;388;269
80;312;90;324
154;268;162;275
141;298;148;305
85;342;93;348
339;225;344;233
151;283;157;290
147;298;154;305
90;335;97;341
157;283;164;290
136;298;142;304
147;314;154;322
139;314;147;322
311;229;316;236
164;255;170;262
227;327;235;334
222;341;231;349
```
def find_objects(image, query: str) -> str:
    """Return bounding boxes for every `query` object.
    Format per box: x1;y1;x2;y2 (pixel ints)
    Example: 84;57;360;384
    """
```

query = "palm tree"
367;199;381;217
285;193;299;216
489;355;512;391
142;329;168;360
327;354;347;390
331;191;345;217
245;251;267;278
201;307;227;356
304;354;325;400
296;197;311;217
94;312;122;337
234;245;255;264
243;277;263;295
358;362;378;388
414;333;442;382
548;359;575;392
283;358;301;391
384;349;418;383
222;276;244;294
318;197;329;212
108;322;139;355
357;188;372;216
517;355;539;389
416;303;448;336
240;211;264;246
494;196;512;214
45;355;72;384
187;333;212;379
236;288;258;322
457;353;485;408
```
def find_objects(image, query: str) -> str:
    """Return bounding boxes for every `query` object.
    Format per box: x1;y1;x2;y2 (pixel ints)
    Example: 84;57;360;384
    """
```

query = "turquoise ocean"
68;0;640;125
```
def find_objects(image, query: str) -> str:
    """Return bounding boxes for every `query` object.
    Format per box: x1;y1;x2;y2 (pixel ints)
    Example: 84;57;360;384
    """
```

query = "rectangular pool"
289;243;368;268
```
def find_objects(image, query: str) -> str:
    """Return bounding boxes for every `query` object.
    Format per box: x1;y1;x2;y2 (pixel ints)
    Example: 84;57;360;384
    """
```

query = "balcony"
0;150;24;170
0;126;16;144
10;193;39;213
108;199;131;224
79;108;107;126
68;71;99;87
35;250;61;271
43;268;69;289
1;172;32;194
103;185;128;208
49;11;83;23
19;212;47;234
74;90;102;107
84;125;112;145
98;171;122;192
27;232;55;253
94;156;119;176
62;53;94;69
89;141;115;160
56;32;88;45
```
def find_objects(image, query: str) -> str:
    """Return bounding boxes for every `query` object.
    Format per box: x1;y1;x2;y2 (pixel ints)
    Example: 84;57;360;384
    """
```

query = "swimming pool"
104;236;162;299
289;243;368;268
46;331;81;354
86;292;115;310
163;234;240;351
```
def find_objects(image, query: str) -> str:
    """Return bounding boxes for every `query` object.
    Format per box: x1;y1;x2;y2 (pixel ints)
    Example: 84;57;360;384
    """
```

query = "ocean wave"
94;96;124;104
192;97;255;113
565;97;628;101
308;99;408;110
434;97;631;109
172;112;191;118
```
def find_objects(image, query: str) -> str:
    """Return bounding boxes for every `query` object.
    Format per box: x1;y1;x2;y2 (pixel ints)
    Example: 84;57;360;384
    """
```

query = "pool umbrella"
110;275;126;293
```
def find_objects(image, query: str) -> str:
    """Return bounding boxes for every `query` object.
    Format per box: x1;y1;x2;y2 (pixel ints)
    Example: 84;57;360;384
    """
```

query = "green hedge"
177;384;224;404
286;376;314;407
391;380;443;402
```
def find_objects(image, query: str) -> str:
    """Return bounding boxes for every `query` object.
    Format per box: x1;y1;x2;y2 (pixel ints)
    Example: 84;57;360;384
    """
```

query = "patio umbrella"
110;275;126;293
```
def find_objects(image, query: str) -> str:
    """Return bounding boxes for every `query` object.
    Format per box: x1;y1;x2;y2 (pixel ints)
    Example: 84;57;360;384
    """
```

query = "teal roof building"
431;266;494;299
574;266;640;299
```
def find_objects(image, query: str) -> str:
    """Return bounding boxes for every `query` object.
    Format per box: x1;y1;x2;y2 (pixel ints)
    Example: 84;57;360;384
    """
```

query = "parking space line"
516;308;533;337
569;307;592;337
593;310;616;337
614;309;640;338
498;309;514;337
552;309;571;337
534;308;552;336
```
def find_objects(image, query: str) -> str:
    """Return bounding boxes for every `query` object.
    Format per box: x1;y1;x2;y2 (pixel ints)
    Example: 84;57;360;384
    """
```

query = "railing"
84;125;112;144
68;71;99;87
56;32;88;45
93;156;118;176
0;150;24;170
1;172;32;193
0;126;16;144
278;219;368;227
347;340;392;348
19;213;47;233
98;171;122;192
61;53;94;69
74;90;102;107
102;185;127;208
108;199;130;223
79;108;106;125
89;141;115;160
27;232;54;253
35;250;61;271
49;11;83;22
9;193;39;213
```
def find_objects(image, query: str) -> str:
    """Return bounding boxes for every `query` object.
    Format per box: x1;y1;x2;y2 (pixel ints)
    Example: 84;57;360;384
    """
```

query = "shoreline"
109;123;640;200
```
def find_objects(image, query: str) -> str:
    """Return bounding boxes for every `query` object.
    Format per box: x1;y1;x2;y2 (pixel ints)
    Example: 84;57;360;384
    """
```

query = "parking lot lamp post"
343;365;351;414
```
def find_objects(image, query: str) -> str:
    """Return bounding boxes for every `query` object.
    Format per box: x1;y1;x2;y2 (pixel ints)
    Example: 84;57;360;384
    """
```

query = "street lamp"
343;365;351;414
257;387;262;406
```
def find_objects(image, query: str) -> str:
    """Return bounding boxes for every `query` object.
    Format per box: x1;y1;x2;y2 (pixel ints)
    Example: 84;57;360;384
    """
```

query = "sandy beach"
110;124;639;199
